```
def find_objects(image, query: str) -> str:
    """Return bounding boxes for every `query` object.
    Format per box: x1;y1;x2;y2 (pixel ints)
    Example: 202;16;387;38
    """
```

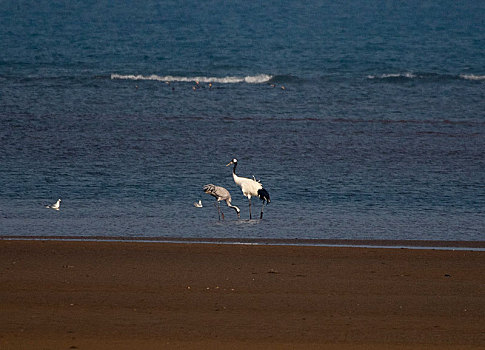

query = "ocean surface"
1;1;484;241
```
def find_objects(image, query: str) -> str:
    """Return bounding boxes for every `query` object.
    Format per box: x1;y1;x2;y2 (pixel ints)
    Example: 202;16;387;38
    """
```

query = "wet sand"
0;239;484;349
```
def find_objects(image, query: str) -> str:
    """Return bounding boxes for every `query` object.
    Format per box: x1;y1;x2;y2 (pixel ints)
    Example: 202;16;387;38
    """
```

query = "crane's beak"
226;161;233;166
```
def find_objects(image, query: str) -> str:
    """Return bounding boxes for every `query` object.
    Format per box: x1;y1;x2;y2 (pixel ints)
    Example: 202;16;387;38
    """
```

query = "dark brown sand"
0;239;484;349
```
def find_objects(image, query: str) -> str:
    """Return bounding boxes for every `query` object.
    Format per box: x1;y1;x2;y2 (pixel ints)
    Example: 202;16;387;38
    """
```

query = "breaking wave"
111;73;273;84
367;72;485;81
460;74;485;81
110;72;483;85
367;72;417;80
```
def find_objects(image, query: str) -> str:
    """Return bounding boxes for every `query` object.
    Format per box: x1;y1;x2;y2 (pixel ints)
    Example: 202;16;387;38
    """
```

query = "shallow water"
1;1;484;241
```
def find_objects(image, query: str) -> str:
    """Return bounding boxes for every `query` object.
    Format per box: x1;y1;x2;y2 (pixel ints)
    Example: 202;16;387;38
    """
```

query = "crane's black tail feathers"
258;188;270;204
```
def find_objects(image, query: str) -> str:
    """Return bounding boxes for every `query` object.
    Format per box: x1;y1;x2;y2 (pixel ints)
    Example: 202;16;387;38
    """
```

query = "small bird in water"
203;184;240;220
45;198;61;211
194;200;203;208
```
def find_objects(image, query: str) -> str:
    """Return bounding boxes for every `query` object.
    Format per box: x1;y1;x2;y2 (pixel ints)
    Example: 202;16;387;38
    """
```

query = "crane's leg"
215;201;225;220
248;198;252;220
215;202;221;220
260;201;265;219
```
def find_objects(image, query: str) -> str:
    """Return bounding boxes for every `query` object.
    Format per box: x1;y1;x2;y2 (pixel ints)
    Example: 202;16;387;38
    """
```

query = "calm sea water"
1;1;484;241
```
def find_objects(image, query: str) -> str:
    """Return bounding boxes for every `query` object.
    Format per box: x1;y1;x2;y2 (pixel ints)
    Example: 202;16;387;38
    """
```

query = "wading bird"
226;158;270;219
203;184;240;220
45;198;61;211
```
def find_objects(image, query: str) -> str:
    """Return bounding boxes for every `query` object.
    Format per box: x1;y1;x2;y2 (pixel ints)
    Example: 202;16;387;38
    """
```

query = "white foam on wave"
367;72;416;79
368;72;485;81
460;74;485;81
111;73;272;84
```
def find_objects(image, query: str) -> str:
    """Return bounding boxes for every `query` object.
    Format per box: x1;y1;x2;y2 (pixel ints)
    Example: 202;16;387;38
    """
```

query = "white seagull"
45;198;61;211
194;200;203;208
226;158;270;219
203;184;240;220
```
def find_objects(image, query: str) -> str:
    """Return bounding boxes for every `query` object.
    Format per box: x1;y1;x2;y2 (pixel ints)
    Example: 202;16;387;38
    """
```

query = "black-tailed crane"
226;158;270;219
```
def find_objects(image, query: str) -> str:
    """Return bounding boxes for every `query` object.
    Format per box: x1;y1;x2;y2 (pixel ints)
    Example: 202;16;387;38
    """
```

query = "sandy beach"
0;239;484;349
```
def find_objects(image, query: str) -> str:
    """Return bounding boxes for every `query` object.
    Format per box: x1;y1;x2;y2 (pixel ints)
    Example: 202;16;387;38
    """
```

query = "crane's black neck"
232;161;238;175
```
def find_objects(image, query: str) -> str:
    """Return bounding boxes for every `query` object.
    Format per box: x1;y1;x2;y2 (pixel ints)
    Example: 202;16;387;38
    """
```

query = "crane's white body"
232;172;263;200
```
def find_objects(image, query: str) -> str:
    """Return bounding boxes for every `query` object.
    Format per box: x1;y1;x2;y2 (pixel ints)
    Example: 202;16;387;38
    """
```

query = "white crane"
226;158;270;219
203;184;240;220
45;198;61;211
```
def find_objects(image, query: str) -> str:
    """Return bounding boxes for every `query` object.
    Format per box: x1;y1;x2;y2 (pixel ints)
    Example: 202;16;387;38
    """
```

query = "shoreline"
1;239;484;349
2;235;485;251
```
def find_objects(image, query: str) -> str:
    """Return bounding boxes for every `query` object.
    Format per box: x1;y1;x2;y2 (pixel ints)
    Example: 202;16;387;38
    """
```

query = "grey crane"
203;184;240;220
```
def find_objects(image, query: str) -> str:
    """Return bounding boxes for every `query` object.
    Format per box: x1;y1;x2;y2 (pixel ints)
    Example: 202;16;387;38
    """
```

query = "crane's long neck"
225;199;241;216
232;162;240;183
